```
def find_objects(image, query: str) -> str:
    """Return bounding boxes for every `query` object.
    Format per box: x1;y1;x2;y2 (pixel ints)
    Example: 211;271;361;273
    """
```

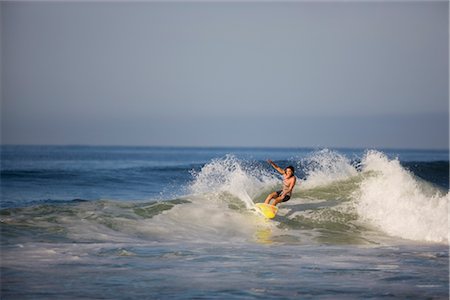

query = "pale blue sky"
2;1;448;149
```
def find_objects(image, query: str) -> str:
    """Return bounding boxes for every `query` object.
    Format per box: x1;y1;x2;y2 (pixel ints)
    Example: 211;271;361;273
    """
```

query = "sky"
1;1;449;149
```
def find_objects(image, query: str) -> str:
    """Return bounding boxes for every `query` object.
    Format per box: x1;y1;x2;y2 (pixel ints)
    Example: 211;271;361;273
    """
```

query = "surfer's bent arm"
267;160;285;175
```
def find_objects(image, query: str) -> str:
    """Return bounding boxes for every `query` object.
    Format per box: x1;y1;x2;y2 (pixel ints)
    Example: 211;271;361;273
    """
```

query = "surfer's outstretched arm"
267;160;285;175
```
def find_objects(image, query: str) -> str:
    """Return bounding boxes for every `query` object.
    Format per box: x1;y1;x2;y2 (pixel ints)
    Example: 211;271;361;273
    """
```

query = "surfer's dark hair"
285;166;295;174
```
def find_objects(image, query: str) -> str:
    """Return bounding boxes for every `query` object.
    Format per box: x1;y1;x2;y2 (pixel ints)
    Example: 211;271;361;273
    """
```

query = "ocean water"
1;146;449;299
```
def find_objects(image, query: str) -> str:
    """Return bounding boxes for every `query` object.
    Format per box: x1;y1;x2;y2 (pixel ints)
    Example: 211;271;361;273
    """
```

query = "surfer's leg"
264;191;278;204
273;194;290;206
273;196;285;206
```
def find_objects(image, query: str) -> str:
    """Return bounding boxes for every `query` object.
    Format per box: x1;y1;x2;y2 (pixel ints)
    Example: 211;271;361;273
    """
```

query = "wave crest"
355;150;448;243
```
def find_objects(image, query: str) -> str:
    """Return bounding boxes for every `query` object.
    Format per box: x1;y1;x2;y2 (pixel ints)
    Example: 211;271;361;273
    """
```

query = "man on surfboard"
264;160;296;206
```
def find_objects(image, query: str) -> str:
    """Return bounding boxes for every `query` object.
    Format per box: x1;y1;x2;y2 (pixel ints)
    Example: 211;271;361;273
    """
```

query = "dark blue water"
1;145;447;208
1;146;448;299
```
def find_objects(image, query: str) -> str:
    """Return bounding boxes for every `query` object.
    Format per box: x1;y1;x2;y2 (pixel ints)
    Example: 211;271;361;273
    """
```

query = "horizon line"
1;143;449;152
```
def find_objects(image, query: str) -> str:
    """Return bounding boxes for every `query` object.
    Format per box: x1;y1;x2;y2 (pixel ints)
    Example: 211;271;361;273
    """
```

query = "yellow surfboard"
255;203;278;219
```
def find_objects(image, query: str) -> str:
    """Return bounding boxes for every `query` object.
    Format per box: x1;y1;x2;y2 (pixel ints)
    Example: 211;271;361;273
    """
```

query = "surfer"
264;160;296;206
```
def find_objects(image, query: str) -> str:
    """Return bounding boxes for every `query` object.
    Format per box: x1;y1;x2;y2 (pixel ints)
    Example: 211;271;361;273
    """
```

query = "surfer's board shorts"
276;190;291;202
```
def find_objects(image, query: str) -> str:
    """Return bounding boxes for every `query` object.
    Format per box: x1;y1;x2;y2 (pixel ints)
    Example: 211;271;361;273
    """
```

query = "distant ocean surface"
1;146;449;299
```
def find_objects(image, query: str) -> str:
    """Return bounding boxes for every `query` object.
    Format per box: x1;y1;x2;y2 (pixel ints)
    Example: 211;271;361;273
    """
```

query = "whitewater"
187;149;448;244
1;146;448;299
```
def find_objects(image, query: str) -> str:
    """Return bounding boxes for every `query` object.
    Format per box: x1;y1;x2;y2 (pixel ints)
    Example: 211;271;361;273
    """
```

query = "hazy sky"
2;1;448;149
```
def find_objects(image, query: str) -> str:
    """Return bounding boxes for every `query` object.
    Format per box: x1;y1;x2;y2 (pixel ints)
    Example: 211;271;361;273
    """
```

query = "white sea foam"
189;155;277;208
146;196;275;243
355;150;449;244
301;149;358;188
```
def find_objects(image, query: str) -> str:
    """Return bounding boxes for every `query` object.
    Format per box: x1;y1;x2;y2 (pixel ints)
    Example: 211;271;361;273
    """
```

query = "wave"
189;150;448;244
1;150;448;245
355;150;448;243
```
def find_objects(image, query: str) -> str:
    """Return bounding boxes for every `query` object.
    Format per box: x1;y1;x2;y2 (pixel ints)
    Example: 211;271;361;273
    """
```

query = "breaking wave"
1;150;448;245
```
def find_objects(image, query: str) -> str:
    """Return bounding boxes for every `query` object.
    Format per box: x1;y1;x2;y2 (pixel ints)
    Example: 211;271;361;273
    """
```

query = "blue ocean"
1;146;448;299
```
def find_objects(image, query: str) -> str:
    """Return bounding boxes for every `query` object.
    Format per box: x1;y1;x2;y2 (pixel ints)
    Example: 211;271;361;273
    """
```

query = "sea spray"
189;155;276;208
300;149;358;189
355;150;449;243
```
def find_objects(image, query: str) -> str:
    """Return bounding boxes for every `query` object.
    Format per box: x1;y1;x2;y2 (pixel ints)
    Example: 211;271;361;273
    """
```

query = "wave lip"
355;150;449;244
